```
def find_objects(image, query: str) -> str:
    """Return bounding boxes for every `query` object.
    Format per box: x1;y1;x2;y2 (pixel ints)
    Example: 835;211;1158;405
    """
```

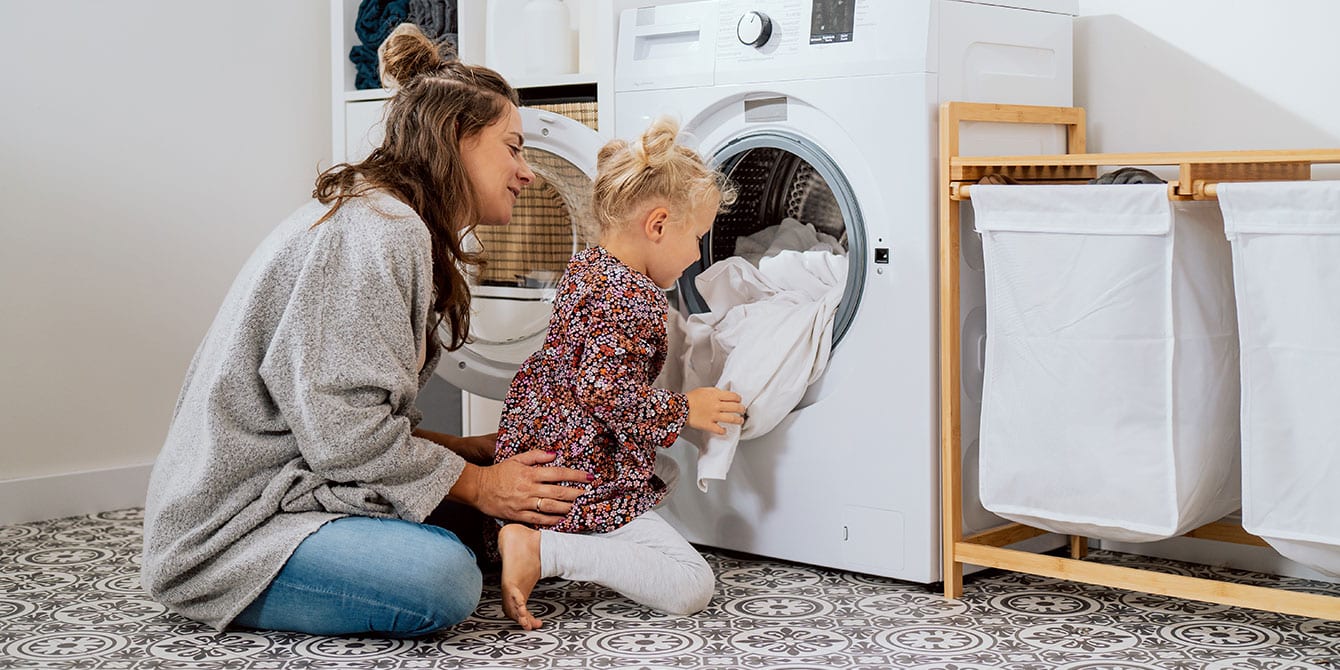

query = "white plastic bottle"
521;0;576;77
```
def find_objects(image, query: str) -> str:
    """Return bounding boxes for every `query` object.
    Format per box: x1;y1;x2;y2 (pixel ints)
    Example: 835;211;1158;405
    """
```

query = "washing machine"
613;0;1075;583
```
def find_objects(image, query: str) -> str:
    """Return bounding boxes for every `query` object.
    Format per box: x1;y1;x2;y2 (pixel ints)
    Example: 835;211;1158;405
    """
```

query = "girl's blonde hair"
313;23;519;351
591;117;735;237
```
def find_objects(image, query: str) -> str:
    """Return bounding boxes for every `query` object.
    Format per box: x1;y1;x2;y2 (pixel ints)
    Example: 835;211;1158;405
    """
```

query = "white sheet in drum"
662;219;847;491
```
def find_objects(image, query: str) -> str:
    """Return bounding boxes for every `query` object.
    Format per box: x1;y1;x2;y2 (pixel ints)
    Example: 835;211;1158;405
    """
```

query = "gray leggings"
539;510;715;615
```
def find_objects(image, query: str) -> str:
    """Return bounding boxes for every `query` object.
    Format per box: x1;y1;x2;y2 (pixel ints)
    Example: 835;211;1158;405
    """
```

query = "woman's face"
460;104;534;227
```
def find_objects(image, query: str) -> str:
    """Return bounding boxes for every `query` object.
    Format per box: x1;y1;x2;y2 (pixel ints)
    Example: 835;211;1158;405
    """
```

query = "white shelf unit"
330;0;616;164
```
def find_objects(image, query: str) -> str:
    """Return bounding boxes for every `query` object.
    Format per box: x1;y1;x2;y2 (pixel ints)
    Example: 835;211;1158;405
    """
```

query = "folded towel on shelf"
351;43;383;91
674;249;847;491
349;43;383;90
408;0;456;41
350;0;411;89
355;0;411;45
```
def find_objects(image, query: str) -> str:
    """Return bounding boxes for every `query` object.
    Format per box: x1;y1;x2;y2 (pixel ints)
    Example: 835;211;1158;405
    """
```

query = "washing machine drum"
679;137;865;345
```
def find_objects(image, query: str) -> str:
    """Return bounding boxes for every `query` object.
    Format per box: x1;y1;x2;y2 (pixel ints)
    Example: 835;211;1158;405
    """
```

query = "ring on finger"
535;497;542;512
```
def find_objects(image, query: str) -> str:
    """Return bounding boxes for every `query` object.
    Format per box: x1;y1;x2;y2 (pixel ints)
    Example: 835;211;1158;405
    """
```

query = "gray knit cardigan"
141;191;466;630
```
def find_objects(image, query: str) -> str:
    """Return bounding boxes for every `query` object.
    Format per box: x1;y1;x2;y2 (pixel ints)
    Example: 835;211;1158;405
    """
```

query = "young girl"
491;117;744;630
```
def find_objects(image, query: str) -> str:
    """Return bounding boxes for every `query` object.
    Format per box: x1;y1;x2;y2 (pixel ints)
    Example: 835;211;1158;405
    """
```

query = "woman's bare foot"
498;524;542;630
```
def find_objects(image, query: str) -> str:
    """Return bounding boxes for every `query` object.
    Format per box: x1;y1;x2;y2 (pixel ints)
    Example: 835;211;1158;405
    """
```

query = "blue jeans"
233;516;482;637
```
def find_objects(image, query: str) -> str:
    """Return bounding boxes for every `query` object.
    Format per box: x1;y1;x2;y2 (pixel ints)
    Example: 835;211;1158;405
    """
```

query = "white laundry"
733;217;845;266
672;249;847;491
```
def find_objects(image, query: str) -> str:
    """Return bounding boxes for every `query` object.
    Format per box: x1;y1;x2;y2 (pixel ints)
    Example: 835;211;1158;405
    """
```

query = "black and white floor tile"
1;509;1338;669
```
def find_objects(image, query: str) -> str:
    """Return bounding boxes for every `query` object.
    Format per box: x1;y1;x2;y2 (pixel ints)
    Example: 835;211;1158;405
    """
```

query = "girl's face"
646;196;717;289
460;105;535;227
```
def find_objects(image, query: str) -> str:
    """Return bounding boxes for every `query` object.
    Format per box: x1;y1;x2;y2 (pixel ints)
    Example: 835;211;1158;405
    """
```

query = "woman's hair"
591;117;735;238
313;23;520;351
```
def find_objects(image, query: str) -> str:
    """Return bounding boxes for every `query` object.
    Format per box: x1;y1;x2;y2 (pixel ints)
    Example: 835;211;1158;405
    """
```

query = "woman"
140;24;590;638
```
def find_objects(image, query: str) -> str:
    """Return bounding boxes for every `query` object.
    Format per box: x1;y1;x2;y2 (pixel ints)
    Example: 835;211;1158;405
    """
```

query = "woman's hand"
686;387;746;435
448;450;592;525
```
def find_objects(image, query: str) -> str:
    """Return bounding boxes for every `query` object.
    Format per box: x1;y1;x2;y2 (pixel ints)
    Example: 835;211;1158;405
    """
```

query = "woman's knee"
327;518;484;635
397;529;484;634
426;556;484;628
237;517;484;637
389;575;481;636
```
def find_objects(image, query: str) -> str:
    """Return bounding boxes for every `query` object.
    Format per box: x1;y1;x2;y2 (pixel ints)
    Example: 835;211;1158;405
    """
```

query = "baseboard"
0;463;153;526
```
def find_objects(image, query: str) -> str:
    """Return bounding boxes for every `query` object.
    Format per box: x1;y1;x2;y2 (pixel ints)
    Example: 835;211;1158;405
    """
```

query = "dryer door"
435;108;603;399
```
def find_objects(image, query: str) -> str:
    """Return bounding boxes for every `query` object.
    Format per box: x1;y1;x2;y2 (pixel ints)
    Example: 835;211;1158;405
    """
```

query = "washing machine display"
809;0;854;44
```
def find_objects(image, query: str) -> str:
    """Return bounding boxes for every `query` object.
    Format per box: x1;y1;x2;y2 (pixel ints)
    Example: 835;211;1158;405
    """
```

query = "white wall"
1076;0;1340;177
0;3;330;517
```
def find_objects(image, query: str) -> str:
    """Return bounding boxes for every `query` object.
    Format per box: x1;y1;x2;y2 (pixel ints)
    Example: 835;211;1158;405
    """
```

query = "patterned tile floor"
1;509;1338;669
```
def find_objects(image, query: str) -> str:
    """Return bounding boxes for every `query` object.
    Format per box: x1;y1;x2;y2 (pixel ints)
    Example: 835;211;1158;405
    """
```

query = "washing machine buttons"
874;247;890;264
737;11;773;48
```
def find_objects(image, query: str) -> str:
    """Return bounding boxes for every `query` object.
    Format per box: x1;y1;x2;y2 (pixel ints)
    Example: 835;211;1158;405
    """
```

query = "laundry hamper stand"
937;101;1340;620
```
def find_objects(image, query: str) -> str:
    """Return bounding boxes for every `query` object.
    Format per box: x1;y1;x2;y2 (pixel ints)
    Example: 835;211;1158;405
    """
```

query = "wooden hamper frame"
937;101;1340;620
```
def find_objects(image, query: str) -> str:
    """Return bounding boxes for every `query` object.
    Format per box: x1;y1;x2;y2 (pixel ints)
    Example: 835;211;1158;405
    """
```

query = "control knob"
736;11;773;48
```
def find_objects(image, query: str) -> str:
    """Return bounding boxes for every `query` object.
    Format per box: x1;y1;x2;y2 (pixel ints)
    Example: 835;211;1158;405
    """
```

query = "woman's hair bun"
379;23;455;89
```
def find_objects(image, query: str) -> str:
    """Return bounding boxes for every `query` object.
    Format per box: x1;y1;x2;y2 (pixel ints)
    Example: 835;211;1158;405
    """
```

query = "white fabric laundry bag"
971;184;1241;542
1218;180;1340;578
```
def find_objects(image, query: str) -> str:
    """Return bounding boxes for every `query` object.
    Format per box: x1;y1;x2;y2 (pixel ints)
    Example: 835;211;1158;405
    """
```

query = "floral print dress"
494;246;689;534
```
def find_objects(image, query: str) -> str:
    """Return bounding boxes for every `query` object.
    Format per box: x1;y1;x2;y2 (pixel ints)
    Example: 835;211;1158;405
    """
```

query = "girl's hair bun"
378;23;455;89
590;116;735;238
637;118;682;169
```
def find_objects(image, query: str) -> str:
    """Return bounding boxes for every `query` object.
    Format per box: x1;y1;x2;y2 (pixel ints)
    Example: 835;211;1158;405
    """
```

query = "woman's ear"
642;206;671;241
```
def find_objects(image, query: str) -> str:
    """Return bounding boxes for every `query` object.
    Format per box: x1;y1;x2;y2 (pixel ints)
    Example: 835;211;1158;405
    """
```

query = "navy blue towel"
350;43;382;90
350;0;410;89
355;0;411;45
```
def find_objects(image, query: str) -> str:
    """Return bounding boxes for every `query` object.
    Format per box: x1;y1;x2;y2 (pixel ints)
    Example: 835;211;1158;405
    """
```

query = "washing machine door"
678;128;867;346
435;108;603;399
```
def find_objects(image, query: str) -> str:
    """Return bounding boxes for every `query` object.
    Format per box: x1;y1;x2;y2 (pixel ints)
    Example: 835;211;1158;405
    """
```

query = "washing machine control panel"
712;1;921;84
736;11;773;47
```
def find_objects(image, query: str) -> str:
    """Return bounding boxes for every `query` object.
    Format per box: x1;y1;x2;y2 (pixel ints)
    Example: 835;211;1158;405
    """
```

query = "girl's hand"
685;387;746;435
